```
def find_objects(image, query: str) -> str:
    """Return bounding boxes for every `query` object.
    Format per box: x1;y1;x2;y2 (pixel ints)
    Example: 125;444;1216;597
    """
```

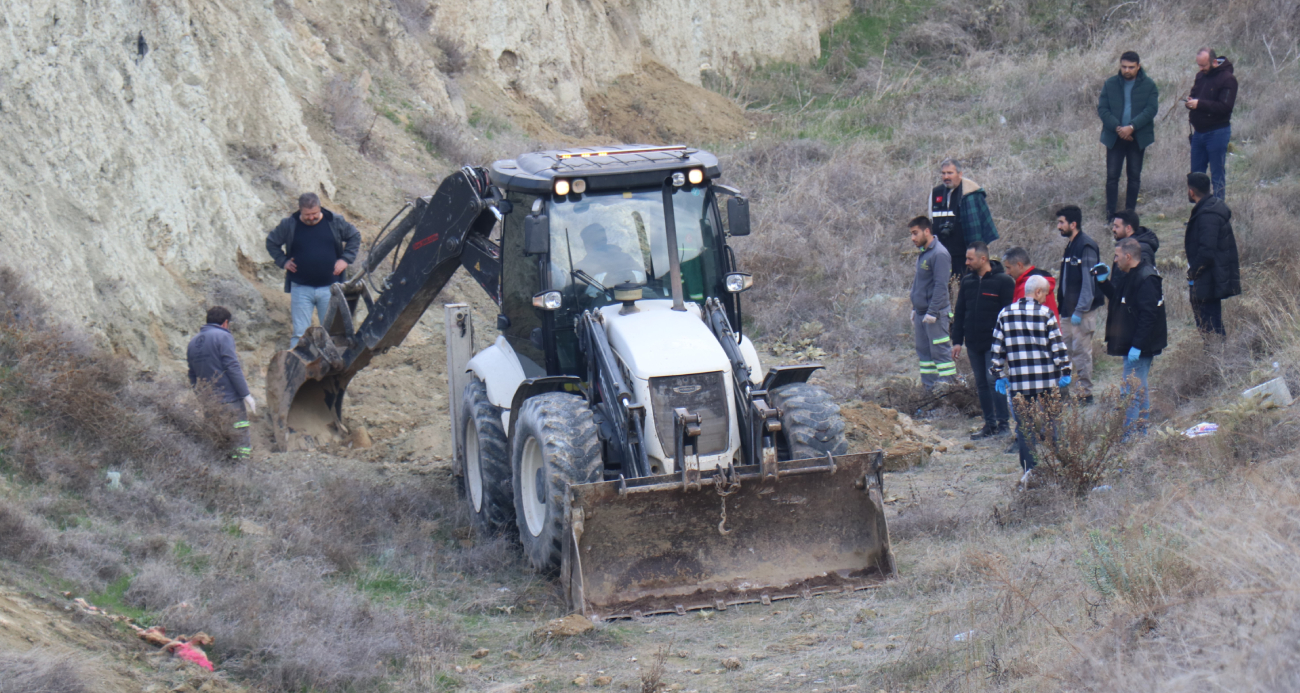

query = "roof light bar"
557;145;688;160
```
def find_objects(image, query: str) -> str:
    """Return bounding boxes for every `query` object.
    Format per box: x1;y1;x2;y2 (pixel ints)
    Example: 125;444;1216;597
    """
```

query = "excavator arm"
265;167;503;451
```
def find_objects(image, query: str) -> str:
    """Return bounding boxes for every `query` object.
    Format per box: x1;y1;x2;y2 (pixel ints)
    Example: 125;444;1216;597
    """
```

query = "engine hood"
598;300;731;379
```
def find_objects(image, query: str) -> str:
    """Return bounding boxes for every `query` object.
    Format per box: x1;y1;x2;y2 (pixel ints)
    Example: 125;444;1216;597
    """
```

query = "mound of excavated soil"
585;61;750;144
840;401;952;471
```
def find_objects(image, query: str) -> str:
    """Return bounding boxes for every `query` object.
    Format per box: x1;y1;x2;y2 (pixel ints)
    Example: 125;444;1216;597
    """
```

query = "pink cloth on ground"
172;641;214;671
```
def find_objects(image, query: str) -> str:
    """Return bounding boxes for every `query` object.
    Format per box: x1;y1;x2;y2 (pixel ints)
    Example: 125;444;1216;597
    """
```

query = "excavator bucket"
562;451;894;621
265;330;356;451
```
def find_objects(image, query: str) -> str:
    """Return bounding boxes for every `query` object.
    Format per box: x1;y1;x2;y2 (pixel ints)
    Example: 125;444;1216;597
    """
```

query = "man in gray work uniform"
908;216;955;390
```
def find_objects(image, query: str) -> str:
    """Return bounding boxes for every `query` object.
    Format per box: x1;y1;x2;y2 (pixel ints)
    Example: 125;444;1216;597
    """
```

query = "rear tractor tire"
460;377;515;536
769;382;849;460
511;393;602;575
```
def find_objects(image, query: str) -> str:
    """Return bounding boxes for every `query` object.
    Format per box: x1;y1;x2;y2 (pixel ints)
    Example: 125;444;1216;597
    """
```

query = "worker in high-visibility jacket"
908;217;956;391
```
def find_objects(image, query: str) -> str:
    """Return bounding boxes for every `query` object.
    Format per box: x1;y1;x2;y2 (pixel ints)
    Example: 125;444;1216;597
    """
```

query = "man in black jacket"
1184;172;1241;336
1056;206;1104;403
265;193;362;348
1109;209;1158;266
187;306;256;460
1186;48;1238;199
1096;238;1167;429
952;242;1015;439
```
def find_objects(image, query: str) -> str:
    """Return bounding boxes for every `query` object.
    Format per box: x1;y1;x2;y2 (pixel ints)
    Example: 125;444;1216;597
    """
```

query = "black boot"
970;424;996;440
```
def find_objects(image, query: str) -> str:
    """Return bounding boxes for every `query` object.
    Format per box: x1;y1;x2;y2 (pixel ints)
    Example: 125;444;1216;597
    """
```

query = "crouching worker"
186;307;256;460
989;276;1072;476
1096;237;1168;431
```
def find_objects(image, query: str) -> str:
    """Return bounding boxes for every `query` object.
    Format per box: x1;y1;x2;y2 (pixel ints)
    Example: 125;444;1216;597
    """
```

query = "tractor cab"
489;146;751;377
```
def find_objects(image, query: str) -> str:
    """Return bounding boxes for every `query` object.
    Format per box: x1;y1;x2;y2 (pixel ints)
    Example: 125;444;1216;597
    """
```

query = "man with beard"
1186;48;1238;199
1098;51;1159;217
1055;205;1104;403
1185;172;1241;336
928;159;999;276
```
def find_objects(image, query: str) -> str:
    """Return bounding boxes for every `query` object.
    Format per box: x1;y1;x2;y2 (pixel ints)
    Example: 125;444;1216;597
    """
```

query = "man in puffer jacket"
1184;172;1241;336
951;242;1015;439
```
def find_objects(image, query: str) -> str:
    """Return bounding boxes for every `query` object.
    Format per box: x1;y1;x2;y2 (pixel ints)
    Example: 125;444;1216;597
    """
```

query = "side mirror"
524;213;550;255
726;197;750;237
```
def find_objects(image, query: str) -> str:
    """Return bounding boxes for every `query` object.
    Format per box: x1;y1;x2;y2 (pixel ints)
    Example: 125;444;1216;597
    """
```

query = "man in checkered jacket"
990;275;1073;473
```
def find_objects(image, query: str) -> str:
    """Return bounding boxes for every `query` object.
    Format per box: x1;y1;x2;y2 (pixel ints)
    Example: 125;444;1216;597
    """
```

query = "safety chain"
712;464;741;536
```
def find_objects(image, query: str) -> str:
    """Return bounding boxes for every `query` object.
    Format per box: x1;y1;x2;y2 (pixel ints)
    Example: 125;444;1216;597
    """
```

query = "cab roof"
490;145;722;194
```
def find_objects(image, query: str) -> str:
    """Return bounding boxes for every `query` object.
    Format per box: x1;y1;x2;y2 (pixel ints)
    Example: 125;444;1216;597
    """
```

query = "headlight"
724;272;753;293
571;178;587;194
553;179;571;196
532;291;563;310
671;172;686;187
687;168;704;185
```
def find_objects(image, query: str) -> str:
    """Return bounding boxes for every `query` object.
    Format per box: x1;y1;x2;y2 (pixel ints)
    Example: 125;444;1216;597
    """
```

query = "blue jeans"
1121;355;1154;430
290;283;334;348
1010;391;1044;471
968;347;1010;428
1190;125;1230;200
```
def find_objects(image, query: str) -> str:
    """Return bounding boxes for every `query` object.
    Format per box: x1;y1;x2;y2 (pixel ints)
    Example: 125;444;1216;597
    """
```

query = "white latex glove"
922;313;937;325
243;394;257;416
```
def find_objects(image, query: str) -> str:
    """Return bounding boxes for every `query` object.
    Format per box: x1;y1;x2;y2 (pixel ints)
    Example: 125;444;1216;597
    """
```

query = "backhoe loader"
266;146;894;620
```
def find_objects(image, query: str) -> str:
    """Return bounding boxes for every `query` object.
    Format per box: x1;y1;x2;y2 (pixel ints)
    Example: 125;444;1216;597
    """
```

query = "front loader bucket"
563;451;894;621
265;328;356;452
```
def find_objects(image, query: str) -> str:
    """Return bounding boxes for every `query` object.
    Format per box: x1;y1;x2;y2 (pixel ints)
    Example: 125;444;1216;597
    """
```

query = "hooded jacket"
929;177;999;265
1099;261;1168;357
1012;267;1059;320
1185;196;1241;301
952;260;1015;352
187;323;251;404
1098;67;1159;149
265;207;362;293
1189;58;1237;133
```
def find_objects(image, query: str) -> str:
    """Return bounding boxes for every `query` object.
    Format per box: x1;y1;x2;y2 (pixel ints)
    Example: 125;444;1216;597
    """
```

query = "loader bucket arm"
266;168;500;451
563;451;894;620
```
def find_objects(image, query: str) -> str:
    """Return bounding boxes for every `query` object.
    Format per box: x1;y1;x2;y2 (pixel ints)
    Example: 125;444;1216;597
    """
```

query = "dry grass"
0;649;100;693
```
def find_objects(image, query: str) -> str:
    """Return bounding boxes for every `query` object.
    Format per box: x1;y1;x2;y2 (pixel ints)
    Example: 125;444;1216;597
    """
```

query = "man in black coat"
951;242;1015;439
187;306;255;460
1096;238;1167;429
1184;172;1241;336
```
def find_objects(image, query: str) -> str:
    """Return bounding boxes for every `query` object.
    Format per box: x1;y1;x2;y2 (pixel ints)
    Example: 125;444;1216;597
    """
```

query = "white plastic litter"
953;630;976;642
1092;485;1112;493
106;471;123;490
1242;377;1293;408
1184;423;1218;438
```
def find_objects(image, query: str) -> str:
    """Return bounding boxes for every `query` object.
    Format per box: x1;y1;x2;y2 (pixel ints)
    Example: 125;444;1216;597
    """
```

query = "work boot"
993;422;1012;437
970;424;996;440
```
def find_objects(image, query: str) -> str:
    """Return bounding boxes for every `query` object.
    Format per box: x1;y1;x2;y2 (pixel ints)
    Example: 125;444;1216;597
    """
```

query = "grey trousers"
913;312;955;390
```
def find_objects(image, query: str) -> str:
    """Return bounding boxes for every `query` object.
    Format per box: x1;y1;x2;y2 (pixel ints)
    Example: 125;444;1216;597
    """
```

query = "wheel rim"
520;436;547;537
466;418;483;513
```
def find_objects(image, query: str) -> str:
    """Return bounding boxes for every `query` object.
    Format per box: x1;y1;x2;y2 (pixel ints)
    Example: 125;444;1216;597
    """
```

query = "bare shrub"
0;649;100;693
0;501;52;560
433;34;468;75
1014;387;1131;496
324;75;376;145
640;639;673;693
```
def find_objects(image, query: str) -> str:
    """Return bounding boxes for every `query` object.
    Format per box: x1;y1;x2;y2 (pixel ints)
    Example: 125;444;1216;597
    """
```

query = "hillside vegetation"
3;0;1300;691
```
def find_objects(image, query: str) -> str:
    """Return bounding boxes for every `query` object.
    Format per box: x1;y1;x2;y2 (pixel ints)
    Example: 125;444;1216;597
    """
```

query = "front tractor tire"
769;382;849;460
511;393;602;575
460;377;515;536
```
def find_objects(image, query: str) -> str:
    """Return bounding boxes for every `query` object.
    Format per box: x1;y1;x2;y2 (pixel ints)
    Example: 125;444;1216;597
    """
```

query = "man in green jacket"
1097;51;1158;218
